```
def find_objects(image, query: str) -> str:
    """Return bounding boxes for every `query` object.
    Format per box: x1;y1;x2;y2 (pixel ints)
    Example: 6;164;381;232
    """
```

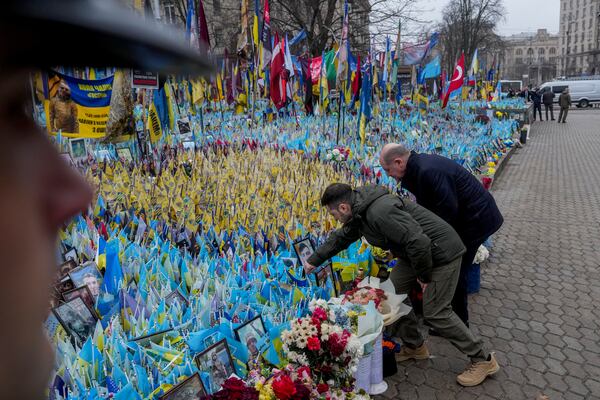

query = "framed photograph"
53;296;98;344
58;259;78;277
194;339;235;394
69;261;103;299
132;328;174;347
117;147;133;163
159;372;207;400
234;316;266;360
165;289;189;307
62;285;96;315
62;247;78;263
315;263;338;297
177;118;191;135
182;140;195;152
69;138;87;161
293;237;315;267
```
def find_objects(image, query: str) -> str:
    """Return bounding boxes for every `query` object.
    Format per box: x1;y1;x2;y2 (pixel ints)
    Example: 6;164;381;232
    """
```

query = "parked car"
539;80;600;108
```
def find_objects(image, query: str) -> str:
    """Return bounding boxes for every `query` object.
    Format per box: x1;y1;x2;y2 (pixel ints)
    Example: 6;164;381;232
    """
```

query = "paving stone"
377;111;600;400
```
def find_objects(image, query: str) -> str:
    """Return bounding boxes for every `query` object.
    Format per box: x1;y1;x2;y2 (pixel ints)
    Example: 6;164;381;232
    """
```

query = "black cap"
0;0;214;76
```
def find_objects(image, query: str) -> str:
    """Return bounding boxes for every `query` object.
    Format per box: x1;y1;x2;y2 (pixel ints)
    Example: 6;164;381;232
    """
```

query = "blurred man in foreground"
0;0;212;397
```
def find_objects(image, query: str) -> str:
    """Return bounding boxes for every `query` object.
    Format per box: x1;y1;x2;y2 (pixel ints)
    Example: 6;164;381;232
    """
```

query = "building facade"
501;29;559;86
558;0;600;76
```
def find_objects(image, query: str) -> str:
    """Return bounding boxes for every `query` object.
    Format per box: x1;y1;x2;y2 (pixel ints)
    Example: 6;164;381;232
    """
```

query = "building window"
539;48;545;55
516;57;523;64
550;47;556;55
527;48;534;55
164;1;176;24
516;48;523;55
539;56;546;63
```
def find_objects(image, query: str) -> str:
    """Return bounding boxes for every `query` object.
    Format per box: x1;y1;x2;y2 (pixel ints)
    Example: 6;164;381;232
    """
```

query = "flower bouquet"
280;300;364;390
325;147;350;163
342;287;388;313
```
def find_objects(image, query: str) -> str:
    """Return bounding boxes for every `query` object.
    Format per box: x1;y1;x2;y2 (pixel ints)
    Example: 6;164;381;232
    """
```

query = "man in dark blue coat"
380;144;504;326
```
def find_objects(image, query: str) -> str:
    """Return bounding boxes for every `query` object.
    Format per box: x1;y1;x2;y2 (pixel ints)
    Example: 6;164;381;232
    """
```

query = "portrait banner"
43;72;114;138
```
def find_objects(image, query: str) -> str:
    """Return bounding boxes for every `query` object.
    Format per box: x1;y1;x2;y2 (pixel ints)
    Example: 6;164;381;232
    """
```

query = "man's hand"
417;279;428;293
302;261;317;274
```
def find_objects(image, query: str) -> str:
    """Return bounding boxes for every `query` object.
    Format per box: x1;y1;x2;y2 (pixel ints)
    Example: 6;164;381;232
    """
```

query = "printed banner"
43;72;114;138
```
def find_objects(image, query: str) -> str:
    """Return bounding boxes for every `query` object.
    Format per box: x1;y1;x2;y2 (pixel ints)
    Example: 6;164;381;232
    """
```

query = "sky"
417;0;561;36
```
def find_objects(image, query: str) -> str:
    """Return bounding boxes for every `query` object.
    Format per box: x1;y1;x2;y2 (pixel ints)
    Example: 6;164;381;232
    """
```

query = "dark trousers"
533;104;542;121
558;107;569;123
544;104;554;120
451;239;485;326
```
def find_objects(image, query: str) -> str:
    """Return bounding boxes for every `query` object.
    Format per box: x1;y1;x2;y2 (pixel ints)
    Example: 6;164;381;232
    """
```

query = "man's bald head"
379;143;411;181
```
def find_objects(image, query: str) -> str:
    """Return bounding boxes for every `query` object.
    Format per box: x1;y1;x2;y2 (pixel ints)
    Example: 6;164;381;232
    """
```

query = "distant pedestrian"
542;89;555;121
558;88;572;123
529;89;543;121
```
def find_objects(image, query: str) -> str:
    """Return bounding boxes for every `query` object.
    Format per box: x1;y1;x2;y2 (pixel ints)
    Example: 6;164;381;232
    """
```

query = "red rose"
316;383;330;394
312;307;328;321
307;337;321;351
221;377;247;400
328;333;347;357
272;375;297;400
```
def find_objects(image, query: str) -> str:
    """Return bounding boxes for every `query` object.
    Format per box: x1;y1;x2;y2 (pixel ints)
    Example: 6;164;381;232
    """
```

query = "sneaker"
395;344;430;362
457;352;500;387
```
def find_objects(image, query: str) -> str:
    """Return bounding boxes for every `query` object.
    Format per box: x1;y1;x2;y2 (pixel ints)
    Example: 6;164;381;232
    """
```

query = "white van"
539;79;600;108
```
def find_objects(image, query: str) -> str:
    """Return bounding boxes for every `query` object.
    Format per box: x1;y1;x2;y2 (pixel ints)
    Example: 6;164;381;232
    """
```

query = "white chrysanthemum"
326;153;333;160
297;337;307;349
332;148;340;156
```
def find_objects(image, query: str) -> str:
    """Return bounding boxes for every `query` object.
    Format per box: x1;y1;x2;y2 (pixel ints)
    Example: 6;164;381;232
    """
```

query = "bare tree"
438;0;505;71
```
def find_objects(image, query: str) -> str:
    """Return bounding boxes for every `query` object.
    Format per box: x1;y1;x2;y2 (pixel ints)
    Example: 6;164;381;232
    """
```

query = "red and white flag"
442;52;465;108
270;33;287;109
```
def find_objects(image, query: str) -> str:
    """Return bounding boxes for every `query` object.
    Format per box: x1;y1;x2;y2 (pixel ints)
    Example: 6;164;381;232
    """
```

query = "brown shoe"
395;344;430;362
457;352;500;387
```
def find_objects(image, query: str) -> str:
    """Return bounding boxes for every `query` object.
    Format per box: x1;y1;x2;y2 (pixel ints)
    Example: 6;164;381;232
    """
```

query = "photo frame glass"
194;339;235;394
293;237;315;267
159;372;207;400
62;285;96;314
69;138;87;160
234;316;266;361
53;296;98;344
69;262;103;299
315;263;338;297
117;147;133;163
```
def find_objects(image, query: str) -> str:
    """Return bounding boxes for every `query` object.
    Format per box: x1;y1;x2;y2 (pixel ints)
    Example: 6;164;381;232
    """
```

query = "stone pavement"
379;110;600;399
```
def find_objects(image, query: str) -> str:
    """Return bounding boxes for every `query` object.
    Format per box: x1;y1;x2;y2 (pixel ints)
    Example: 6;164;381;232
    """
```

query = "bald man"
379;144;503;326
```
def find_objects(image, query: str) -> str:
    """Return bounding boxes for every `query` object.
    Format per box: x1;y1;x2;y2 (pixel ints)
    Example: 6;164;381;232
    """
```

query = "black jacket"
401;152;504;246
542;91;555;105
307;186;466;283
529;91;542;105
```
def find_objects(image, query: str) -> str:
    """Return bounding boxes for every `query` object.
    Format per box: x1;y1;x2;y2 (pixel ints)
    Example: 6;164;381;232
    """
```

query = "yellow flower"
259;384;275;400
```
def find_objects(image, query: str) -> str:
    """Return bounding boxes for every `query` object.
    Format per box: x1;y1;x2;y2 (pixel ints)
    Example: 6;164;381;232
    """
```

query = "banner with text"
43;72;114;138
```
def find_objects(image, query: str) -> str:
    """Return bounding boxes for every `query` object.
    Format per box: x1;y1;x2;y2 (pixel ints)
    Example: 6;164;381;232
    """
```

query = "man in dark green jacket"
304;184;499;387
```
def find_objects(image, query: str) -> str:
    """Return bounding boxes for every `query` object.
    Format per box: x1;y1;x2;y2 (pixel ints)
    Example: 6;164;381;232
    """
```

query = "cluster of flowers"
342;287;387;312
325;147;350;163
280;300;363;388
200;365;370;400
473;245;490;264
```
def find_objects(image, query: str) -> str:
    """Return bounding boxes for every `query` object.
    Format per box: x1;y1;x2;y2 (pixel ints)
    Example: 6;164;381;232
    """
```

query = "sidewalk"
380;110;600;399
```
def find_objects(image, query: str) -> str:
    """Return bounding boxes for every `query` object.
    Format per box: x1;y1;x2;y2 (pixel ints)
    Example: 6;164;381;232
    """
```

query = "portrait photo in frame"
315;263;338;297
159;372;207;400
194;339;235;394
69;261;103;299
62;247;78;263
69;138;87;161
62;285;96;315
53;296;98;345
117;147;133;163
234;316;266;361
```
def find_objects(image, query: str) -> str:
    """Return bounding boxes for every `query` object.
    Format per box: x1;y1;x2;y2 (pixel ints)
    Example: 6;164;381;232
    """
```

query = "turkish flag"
442;53;465;109
270;33;287;109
